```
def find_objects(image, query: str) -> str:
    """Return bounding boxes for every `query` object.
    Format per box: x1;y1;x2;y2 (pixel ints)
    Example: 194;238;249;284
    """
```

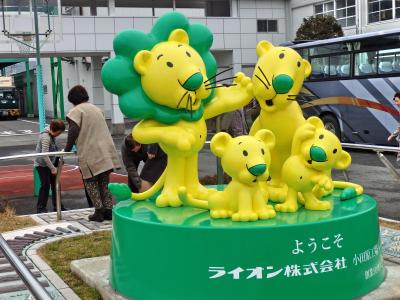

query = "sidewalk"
0;208;399;299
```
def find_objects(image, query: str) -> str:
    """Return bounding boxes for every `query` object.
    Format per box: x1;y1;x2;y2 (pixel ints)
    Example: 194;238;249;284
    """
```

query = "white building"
289;0;400;37
2;0;399;132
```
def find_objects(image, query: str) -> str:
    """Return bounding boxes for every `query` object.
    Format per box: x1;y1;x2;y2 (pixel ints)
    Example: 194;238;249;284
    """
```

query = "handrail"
0;151;75;220
341;143;400;153
0;151;75;161
0;235;53;300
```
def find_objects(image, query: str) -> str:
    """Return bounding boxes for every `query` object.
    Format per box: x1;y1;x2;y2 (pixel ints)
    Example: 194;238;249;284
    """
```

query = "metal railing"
0;151;75;220
342;143;400;181
0;151;74;300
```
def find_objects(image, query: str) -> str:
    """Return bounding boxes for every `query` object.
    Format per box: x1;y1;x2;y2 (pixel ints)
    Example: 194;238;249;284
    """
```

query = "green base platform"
110;188;384;300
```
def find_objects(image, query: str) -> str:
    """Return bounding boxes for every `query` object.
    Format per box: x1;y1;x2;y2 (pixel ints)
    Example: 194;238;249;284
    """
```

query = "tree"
295;15;344;41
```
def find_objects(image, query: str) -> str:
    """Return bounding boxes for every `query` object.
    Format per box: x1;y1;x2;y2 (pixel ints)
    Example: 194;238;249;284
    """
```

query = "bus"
289;28;400;146
0;76;19;120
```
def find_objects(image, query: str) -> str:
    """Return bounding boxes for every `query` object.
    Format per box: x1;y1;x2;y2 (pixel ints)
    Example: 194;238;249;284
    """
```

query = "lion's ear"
134;50;152;75
334;150;351;170
256;40;274;57
306;116;324;129
303;59;312;78
168;29;189;44
211;132;232;158
255;129;275;149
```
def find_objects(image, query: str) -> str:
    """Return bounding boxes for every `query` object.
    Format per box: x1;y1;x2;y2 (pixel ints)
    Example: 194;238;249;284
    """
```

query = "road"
0;118;398;220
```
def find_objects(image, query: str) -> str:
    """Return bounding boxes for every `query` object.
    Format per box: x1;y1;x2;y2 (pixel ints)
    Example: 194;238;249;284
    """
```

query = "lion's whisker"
177;91;189;108
205;84;237;90
203;67;233;84
255;74;269;90
205;76;237;87
258;66;270;86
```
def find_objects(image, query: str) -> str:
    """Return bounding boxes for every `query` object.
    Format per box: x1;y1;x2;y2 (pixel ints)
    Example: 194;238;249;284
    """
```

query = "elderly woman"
64;85;121;222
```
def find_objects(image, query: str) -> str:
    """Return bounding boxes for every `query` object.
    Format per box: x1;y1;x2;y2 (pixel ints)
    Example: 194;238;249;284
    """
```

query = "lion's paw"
232;211;258;222
268;186;287;203
256;207;276;219
305;200;331;211
210;209;231;219
156;193;182;208
275;202;299;213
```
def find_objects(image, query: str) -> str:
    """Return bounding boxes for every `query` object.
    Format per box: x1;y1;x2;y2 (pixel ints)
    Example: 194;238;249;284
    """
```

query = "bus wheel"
321;114;341;140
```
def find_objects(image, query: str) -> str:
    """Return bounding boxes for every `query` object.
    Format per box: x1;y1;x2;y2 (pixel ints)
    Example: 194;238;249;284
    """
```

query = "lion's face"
211;130;275;185
134;29;211;111
253;41;312;113
300;118;351;172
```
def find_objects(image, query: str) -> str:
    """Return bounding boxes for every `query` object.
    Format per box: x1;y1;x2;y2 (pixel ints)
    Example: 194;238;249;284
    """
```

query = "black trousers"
36;166;56;213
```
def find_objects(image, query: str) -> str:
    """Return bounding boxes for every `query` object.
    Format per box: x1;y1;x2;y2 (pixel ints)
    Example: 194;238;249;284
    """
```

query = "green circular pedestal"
110;189;384;300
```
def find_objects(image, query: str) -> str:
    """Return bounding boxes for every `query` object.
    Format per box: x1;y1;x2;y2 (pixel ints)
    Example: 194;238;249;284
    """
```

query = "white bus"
289;28;400;146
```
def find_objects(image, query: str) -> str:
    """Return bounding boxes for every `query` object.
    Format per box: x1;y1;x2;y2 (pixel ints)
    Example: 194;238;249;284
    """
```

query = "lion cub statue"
249;40;312;201
276;117;363;213
179;129;276;222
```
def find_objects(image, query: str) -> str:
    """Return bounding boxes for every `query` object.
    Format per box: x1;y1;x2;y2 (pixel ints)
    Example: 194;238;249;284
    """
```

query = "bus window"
378;48;400;74
309;43;351;56
331;53;350;77
310;57;328;79
354;51;377;76
296;48;308;60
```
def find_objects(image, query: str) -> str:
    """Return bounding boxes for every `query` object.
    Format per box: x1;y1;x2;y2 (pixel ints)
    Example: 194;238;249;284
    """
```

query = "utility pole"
33;0;45;131
32;0;46;197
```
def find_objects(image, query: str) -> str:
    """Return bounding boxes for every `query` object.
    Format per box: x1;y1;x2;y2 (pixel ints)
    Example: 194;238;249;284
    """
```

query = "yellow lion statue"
178;129;276;222
277;117;363;212
105;15;253;207
249;40;311;201
250;40;362;202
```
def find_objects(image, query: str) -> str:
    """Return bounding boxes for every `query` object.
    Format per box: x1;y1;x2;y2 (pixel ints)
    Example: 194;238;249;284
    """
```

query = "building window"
368;0;399;23
257;20;278;33
368;0;393;23
315;1;334;16
336;0;356;27
314;1;355;27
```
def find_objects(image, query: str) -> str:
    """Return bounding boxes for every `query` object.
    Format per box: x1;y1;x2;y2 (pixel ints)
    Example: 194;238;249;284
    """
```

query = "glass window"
378;48;400;73
355;51;378;76
309;43;352;56
314;1;334;16
315;4;323;14
331;54;351;77
368;0;394;23
296;48;309;59
257;20;278;32
335;0;356;27
310;57;329;79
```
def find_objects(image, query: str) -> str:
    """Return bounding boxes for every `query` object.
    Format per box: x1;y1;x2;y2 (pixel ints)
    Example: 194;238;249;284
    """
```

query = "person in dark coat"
121;134;167;193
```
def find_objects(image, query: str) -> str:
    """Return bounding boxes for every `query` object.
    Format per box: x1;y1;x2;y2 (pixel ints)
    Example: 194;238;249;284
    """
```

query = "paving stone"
24;233;45;240
44;229;63;235
55;227;71;234
33;231;54;237
67;225;81;232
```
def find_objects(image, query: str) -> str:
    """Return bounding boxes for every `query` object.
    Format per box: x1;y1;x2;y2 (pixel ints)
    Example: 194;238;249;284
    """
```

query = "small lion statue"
276;117;363;213
179;129;276;222
103;12;253;207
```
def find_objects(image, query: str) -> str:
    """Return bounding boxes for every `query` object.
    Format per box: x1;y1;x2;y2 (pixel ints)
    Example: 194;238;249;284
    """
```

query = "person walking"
64;85;121;222
34;119;66;213
121;134;167;193
388;91;400;163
